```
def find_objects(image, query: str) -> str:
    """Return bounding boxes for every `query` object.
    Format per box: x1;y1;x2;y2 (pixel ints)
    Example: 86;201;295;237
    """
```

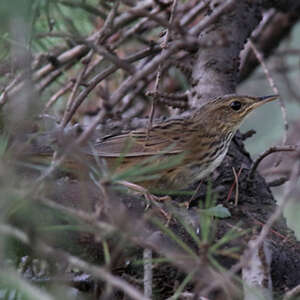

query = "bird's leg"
116;180;171;217
184;180;203;209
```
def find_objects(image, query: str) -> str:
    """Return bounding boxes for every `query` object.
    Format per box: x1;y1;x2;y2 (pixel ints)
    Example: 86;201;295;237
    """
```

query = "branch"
190;1;262;102
240;11;300;82
248;145;299;180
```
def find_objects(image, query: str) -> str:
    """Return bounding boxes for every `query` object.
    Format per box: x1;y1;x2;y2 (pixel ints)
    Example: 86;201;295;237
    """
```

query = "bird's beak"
257;94;279;104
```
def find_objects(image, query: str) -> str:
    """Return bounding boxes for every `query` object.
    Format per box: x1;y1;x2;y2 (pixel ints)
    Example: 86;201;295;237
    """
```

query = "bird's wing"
86;119;189;157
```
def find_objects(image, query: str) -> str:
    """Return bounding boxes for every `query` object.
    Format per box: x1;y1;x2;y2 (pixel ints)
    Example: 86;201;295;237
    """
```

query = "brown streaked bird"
24;94;278;191
78;94;278;190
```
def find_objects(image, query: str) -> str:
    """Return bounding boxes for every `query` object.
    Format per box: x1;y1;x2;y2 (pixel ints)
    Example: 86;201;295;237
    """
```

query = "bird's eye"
230;101;242;111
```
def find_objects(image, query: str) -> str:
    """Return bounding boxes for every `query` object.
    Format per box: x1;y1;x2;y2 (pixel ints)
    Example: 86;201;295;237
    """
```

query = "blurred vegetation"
0;1;300;299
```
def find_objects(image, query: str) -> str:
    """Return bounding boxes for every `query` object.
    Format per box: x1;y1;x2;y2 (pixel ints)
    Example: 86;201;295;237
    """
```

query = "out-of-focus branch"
240;11;300;82
248;145;299;180
0;224;150;300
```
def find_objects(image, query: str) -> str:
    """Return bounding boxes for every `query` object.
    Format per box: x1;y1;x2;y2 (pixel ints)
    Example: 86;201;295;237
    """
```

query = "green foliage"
169;271;195;300
148;183;246;299
0;273;50;300
201;204;231;219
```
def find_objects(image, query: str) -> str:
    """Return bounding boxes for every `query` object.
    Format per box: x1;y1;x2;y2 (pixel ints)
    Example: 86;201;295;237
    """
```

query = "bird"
22;94;278;193
74;94;278;191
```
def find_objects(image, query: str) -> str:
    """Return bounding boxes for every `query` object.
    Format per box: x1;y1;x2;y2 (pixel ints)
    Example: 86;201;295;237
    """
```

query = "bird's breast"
181;130;234;184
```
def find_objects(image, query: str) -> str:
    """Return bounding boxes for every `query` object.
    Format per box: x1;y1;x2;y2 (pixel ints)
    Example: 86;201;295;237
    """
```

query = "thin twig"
0;44;89;104
112;6;161;49
232;167;242;206
119;51;190;116
278;55;300;102
63;44;161;126
188;180;202;207
59;0;120;127
225;167;242;204
42;48;97;111
0;1;155;104
0;1;116;104
189;0;236;36
84;40;135;74
249;40;289;166
147;0;178;133
147;70;161;132
240;9;276;74
129;7;182;34
61;56;91;127
109;38;196;107
180;0;210;27
37;62;74;93
267;177;288;187
247;145;299;180
96;0;120;43
0;74;23;108
143;248;153;298
44;81;73;111
240;129;256;141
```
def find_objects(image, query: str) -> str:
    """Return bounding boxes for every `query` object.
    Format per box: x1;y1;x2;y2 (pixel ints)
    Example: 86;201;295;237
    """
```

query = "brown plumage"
24;94;278;190
79;94;278;190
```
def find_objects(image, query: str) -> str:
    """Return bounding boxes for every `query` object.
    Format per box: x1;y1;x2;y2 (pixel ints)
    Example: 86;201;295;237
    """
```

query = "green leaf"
202;204;231;219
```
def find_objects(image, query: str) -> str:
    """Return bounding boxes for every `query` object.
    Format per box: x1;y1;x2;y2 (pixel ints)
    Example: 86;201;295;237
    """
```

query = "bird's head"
195;94;278;133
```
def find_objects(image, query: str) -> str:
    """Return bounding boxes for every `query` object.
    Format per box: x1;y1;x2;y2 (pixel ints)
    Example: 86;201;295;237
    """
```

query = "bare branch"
248;145;299;180
249;40;289;165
